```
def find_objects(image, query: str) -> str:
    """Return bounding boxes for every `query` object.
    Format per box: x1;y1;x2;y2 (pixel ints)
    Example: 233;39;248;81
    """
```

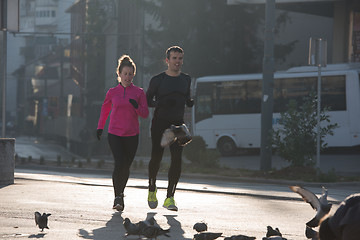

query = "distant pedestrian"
96;55;149;211
319;193;360;240
146;46;194;211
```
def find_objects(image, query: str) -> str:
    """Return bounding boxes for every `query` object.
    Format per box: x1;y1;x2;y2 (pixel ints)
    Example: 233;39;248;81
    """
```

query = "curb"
15;164;360;189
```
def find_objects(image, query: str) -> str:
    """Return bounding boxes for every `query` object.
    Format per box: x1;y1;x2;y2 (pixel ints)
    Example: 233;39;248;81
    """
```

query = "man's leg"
147;119;167;209
167;142;183;198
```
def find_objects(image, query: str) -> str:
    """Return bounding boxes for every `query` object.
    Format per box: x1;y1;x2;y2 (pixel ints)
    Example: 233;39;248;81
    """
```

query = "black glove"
129;99;138;109
186;98;194;107
96;129;103;140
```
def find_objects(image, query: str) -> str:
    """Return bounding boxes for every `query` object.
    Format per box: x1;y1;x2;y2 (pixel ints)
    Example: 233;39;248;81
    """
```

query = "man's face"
166;51;184;72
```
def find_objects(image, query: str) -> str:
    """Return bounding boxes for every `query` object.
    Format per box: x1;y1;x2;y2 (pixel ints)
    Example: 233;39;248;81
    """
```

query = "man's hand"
129;99;138;109
96;129;103;140
186;98;194;107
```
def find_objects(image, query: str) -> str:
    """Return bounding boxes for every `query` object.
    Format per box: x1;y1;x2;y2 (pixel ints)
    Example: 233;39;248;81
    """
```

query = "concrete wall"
0;138;15;185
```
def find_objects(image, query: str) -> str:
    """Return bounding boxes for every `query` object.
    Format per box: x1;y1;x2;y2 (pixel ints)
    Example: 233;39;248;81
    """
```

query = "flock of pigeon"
120;185;332;240
122;216;287;240
34;185;352;239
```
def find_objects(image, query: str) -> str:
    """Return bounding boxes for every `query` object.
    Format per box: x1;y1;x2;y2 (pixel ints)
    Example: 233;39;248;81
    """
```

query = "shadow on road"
28;233;46;238
164;214;191;240
78;212;124;239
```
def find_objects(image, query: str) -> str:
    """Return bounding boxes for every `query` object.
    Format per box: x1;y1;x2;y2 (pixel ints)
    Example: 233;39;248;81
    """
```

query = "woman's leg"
108;134;138;196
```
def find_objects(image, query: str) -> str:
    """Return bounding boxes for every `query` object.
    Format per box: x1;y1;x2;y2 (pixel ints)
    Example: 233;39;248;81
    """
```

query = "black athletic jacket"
146;72;194;121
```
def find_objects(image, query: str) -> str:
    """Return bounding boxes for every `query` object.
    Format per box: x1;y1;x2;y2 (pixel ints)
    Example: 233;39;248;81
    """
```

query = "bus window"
195;82;213;123
273;75;346;112
322;75;346;111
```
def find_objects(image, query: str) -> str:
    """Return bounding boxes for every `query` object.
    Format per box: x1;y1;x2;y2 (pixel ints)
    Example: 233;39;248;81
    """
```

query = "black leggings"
148;118;183;198
108;133;138;197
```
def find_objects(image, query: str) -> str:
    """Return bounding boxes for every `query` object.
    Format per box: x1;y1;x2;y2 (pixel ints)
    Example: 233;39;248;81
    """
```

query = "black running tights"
148;118;183;198
108;133;138;197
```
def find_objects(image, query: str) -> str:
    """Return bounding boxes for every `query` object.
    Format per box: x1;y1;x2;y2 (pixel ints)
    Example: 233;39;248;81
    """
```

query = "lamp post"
260;0;275;171
308;37;327;171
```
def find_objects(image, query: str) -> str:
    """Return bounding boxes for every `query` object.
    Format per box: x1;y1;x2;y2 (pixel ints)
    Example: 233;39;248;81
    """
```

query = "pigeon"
266;226;282;237
161;128;176;147
137;216;157;234
193;232;223;240
34;212;51;231
160;124;192;147
172;124;192;146
289;185;332;227
305;225;318;240
262;237;287;240
193;222;208;232
123;218;141;237
140;224;170;239
224;234;256;240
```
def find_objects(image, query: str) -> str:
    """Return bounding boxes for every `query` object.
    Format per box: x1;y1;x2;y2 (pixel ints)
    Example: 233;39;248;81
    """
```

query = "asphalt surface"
1;168;358;240
0;136;358;239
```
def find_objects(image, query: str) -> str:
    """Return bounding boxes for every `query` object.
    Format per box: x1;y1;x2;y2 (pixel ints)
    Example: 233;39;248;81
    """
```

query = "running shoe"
148;187;158;209
113;194;124;211
163;197;178;211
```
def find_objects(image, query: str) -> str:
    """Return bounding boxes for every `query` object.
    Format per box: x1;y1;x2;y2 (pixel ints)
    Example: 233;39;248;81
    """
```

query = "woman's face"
119;66;134;87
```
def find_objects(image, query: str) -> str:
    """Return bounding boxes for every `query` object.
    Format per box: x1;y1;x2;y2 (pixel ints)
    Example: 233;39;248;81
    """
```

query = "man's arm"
185;76;194;107
146;77;159;108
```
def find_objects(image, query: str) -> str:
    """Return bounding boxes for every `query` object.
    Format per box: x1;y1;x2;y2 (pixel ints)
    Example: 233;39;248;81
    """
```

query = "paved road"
0;169;358;240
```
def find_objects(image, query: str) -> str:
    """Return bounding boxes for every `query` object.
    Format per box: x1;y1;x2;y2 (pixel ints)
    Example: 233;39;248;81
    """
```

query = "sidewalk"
14;135;360;176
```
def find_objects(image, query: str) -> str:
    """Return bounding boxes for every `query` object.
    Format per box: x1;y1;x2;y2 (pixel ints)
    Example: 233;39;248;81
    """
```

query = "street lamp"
308;37;327;171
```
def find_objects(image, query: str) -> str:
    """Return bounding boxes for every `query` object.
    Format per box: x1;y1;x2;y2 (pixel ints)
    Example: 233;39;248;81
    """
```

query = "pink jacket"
97;83;149;136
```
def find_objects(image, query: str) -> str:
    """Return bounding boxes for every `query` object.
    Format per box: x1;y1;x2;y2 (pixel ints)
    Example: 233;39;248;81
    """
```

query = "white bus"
192;63;360;156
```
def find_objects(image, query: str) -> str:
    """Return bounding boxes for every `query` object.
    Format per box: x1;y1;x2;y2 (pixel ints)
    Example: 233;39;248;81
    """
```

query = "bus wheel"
217;137;236;156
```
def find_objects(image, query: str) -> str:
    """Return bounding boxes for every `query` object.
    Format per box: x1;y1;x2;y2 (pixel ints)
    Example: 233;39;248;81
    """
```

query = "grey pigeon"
262;237;287;240
193;222;208;232
305;226;318;240
172;124;192;146
266;226;282;237
160;124;192;147
224;234;256;240
289;185;332;227
193;232;223;240
137;216;156;228
140;225;170;239
123;218;141;237
34;212;51;231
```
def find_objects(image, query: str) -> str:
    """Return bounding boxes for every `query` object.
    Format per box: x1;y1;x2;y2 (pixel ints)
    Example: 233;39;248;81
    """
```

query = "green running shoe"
148;187;158;209
163;197;178;211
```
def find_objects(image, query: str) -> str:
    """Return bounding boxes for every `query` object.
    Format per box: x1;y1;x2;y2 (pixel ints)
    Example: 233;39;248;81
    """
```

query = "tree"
141;0;296;77
83;0;110;128
272;93;338;167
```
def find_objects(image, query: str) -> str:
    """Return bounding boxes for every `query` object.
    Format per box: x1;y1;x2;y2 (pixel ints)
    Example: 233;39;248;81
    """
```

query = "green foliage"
142;0;295;77
183;136;220;168
272;93;338;167
84;0;109;128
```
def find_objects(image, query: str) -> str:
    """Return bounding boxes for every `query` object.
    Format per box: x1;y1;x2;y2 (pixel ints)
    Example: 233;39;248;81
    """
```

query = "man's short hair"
166;46;183;59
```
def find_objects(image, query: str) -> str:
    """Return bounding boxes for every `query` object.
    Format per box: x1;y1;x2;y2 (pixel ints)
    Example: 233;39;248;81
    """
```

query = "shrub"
272;92;338;167
183;136;220;168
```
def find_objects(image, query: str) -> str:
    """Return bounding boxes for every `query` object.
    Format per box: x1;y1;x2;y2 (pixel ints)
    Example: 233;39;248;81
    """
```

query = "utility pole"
260;0;275;171
1;0;8;138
